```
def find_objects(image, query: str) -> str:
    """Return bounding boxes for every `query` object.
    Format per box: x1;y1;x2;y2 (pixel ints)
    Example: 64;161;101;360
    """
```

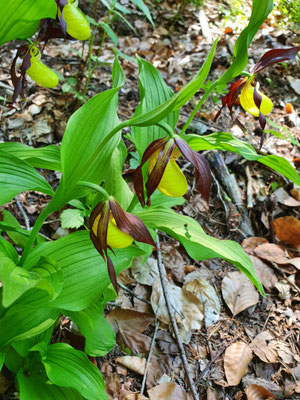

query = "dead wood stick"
140;318;159;395
245;165;254;209
155;231;199;400
117;281;152;305
15;197;30;230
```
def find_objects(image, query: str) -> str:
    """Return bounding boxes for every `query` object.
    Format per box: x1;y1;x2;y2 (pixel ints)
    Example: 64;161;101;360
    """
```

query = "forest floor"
0;0;300;399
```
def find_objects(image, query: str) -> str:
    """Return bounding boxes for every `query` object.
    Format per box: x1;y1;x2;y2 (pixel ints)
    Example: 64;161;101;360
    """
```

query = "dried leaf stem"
155;231;199;400
140;318;159;395
117;281;152;305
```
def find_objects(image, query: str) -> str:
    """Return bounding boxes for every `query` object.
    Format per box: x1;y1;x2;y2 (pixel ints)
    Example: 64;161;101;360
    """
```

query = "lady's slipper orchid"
133;136;211;207
58;0;91;40
89;197;155;291
215;47;300;139
26;46;59;88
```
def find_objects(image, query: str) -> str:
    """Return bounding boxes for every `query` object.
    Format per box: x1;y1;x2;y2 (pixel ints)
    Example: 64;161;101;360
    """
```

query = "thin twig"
140;318;159;395
196;333;241;385
15;198;30;230
117;281;151;305
155;231;199;400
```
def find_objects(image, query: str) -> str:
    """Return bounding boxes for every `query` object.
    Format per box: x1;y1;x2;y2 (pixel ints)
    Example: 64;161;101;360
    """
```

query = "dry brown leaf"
183;270;220;326
151;280;203;343
224;342;253;385
271;341;295;364
242;237;269;254
148;382;193;400
106;309;154;333
275;280;291;299
116;356;146;375
271;216;300;249
117;329;152;354
272;187;300;207
161;240;186;282
221;271;259;315
254;243;290;264
146;354;172;389
242;376;282;397
123;395;148;400
206;387;220;400
131;257;159;286
250;331;277;363
245;384;276;400
249;255;278;291
133;283;153;314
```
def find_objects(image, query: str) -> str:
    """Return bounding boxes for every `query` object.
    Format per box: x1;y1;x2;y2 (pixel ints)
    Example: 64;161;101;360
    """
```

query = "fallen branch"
155;231;199;400
117;281;152;305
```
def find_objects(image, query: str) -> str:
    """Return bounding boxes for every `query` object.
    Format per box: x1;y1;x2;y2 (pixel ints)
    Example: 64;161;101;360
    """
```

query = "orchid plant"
0;0;300;398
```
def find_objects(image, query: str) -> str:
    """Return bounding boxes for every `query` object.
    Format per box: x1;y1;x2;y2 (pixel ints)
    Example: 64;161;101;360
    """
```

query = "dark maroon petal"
175;137;211;203
107;256;118;294
214;77;245;121
89;201;110;257
146;141;175;205
251;47;300;74
60;12;67;37
11;46;31;102
110;199;155;247
132;137;168;207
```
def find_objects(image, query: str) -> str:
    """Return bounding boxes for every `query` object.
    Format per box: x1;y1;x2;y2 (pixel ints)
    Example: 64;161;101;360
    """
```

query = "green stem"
127;194;139;213
19;205;52;266
179;81;218;137
77;181;110;200
156;122;174;139
241;71;252;78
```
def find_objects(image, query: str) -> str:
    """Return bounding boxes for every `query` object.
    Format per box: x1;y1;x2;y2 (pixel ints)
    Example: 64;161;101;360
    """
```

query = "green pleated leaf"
127;40;218;131
0;236;18;264
0;301;59;351
24;231;145;311
132;56;179;156
42;343;107;400
0;0;57;46
13;325;54;358
0;352;5;371
185;132;300;186
68;302;116;357
217;0;273;84
98;21;118;46
0;143;61;171
0;210;30;248
137;206;264;295
131;0;154;25
4;346;25;374
18;369;83;400
0;150;54;206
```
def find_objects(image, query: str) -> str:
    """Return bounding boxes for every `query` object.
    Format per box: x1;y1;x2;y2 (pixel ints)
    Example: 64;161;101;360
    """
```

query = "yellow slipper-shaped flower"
92;213;133;249
59;0;91;40
26;46;59;88
148;148;188;197
240;78;273;117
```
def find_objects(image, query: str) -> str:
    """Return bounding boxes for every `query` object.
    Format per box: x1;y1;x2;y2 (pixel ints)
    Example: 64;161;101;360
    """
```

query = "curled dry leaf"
183;270;220;326
245;384;276;400
254;243;290;265
272;187;300;207
224;342;253;386
116;356;146;375
250;331;277;363
151;280;203;343
275;280;291;300
131;256;159;286
106;309;154;333
148;382;193;400
161;240;186;283
249;255;278;291
271;216;300;250
221;271;259;316
242;237;269;254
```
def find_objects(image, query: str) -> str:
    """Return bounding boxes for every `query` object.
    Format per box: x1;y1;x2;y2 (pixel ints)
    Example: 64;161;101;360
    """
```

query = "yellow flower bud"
240;78;273;117
26;47;59;88
59;1;91;40
92;213;133;249
148;148;188;197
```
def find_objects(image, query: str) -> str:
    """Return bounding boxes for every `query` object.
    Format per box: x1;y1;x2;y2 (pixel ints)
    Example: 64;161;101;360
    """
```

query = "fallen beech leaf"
271;216;300;249
272;187;300;207
131;257;159;286
123;395;148;400
272;341;295;364
116;356;146;375
148;382;192;400
243;376;282;397
106;309;154;333
206;387;220;400
249;255;278;291
242;237;269;254
151;280;203;343
245;384;276;400
254;243;290;264
161;240;186;282
221;271;259;315
224;342;253;385
250;331;277;363
275;280;291;299
183;270;220;326
288;258;300;270
117;329;151;354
